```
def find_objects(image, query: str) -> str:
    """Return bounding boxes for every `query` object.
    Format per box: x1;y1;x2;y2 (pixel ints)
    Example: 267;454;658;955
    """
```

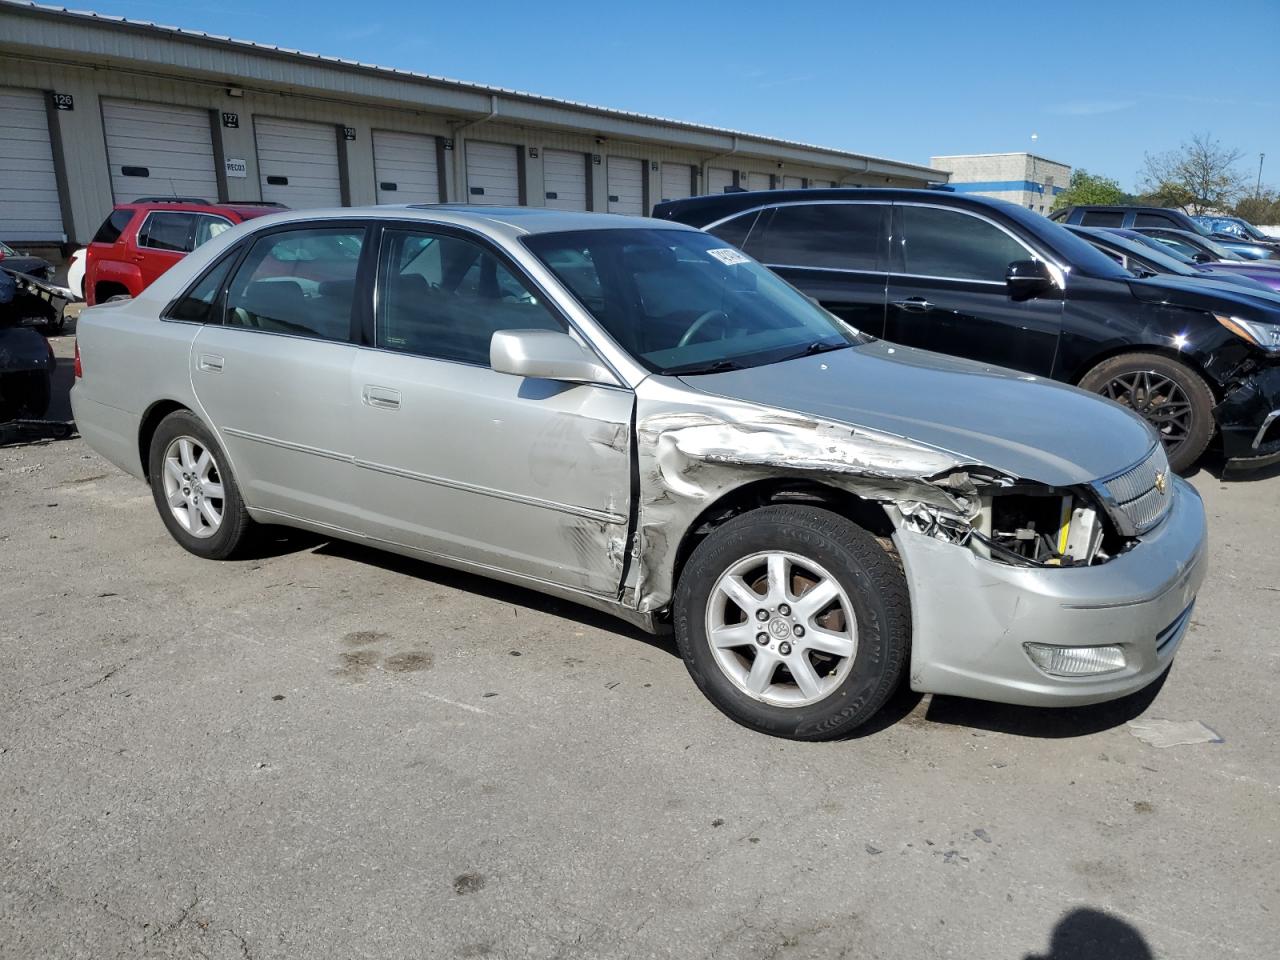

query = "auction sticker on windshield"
706;248;752;265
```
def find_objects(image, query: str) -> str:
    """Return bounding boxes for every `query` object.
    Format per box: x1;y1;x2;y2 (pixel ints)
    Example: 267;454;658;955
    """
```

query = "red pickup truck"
84;198;281;305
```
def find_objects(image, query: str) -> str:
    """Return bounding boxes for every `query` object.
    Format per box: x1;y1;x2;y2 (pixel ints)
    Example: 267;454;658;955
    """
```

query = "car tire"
147;410;254;560
1078;352;1215;473
673;504;910;741
0;370;51;420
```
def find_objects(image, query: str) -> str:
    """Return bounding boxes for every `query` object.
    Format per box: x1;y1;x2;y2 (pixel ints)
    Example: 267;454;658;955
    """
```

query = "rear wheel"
1079;352;1215;472
147;410;254;559
0;370;51;420
673;505;910;741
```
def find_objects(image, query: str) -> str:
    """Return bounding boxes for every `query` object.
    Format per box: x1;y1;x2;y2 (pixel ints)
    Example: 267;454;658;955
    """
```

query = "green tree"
1051;169;1128;211
1138;133;1248;214
1234;189;1280;226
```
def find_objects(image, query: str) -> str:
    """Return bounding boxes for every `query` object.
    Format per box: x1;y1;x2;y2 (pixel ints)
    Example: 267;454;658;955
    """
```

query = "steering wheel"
677;309;730;349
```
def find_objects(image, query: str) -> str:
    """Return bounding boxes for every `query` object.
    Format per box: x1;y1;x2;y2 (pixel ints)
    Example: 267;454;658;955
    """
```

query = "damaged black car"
653;189;1280;472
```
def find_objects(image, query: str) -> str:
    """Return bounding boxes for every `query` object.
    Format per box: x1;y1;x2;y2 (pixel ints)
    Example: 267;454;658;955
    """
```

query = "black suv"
653;188;1280;471
1049;204;1204;232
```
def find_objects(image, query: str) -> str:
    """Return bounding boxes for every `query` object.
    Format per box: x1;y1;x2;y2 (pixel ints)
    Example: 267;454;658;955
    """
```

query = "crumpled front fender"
627;378;990;613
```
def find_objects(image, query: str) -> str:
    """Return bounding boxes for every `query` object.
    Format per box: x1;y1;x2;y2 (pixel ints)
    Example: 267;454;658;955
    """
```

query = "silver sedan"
71;205;1207;739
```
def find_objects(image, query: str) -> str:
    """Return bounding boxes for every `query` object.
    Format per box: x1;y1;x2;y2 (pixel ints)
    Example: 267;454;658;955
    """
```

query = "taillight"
74;340;82;378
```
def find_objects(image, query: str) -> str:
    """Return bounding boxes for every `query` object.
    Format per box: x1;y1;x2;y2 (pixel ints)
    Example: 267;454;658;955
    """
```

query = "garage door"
466;140;520;206
255;117;343;209
708;167;734;195
542;149;587;211
102;99;218;205
373;130;439;205
660;163;693;204
0;87;63;242
607;156;645;215
783;176;803;190
747;172;772;192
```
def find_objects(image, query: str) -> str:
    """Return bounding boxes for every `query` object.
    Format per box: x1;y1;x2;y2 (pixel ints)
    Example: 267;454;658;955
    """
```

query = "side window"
747;203;884;271
899;205;1030;282
1133;212;1175;228
193;215;232;249
93;209;135;244
139;212;196;252
707;211;759;250
223;227;364;341
168;253;237;324
1079;210;1125;227
377;229;564;366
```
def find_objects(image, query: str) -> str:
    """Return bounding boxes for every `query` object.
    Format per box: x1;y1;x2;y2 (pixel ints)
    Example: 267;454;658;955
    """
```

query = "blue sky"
84;0;1279;192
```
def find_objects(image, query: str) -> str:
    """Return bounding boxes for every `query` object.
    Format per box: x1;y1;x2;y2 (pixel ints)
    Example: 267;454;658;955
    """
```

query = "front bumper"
1215;364;1280;468
895;475;1207;707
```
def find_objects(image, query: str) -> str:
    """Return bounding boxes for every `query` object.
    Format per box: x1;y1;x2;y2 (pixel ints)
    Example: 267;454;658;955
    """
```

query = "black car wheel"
673;505;910;741
0;370;51;421
1079;352;1215;472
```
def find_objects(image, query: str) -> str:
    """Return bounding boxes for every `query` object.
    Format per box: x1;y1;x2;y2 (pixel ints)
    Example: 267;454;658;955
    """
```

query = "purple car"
1108;228;1280;294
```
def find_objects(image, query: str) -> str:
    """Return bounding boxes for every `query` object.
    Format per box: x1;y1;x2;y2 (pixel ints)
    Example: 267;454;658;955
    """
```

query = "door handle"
197;353;224;373
891;297;935;313
362;385;401;410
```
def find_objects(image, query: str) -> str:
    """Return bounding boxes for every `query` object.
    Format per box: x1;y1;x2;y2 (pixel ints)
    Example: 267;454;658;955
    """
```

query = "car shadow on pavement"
310;536;676;655
921;667;1170;738
1023;907;1153;960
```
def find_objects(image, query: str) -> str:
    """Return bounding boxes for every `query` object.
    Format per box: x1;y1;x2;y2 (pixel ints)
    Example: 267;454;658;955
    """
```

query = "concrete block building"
929;152;1070;214
0;0;948;251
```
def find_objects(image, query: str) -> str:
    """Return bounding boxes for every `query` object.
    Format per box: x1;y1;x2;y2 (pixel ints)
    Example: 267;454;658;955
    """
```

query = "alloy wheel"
704;551;858;708
1100;370;1193;454
161;435;225;539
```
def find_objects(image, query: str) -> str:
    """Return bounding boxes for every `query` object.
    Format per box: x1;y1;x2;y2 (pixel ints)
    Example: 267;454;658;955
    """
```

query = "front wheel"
147;410;254;559
673;505;911;741
1078;352;1215;473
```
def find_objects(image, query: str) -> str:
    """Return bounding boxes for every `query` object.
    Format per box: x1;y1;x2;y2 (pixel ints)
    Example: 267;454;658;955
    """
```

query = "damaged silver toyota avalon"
71;206;1207;740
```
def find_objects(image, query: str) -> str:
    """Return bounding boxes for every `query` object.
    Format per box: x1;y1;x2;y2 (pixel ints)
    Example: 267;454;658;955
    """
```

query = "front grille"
1101;444;1174;535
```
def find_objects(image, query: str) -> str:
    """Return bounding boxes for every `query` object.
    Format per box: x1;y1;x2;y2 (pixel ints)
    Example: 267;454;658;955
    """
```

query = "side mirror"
1005;259;1055;302
1192;252;1213;264
490;329;617;385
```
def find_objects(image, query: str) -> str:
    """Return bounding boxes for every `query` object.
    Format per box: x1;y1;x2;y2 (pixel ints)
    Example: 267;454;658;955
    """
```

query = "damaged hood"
678;341;1156;487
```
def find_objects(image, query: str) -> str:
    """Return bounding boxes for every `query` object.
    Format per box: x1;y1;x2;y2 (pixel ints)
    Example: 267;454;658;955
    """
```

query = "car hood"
679;341;1157;487
1128;274;1280;317
1;257;52;277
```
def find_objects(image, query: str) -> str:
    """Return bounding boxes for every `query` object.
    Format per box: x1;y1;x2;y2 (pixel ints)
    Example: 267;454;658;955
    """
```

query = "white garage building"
0;1;947;249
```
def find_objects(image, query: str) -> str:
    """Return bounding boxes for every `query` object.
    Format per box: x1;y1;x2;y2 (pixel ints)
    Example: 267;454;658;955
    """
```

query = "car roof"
226;204;700;242
116;200;283;220
652;187;1036;226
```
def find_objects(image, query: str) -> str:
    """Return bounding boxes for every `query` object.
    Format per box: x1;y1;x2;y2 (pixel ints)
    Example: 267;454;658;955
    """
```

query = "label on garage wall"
224;158;248;179
706;248;751;265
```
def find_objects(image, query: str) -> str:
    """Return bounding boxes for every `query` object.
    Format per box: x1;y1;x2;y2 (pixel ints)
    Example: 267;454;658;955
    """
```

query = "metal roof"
0;0;948;180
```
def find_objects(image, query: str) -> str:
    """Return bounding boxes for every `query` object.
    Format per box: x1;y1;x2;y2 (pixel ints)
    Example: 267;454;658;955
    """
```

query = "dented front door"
348;347;635;597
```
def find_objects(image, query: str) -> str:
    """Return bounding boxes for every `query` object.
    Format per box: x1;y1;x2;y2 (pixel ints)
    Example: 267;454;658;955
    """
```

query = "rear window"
92;209;135;245
139;212;196;252
1080;210;1124;227
707;211;760;250
745;202;885;272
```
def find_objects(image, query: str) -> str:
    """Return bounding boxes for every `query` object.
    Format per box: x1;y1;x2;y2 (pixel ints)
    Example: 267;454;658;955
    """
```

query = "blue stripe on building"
948;180;1065;195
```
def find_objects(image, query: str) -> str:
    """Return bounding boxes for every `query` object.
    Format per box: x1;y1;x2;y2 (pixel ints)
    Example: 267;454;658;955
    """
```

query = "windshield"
1091;231;1197;276
1196;234;1245;260
1126;231;1197;265
0;241;15;257
523;228;865;375
1235;220;1270;241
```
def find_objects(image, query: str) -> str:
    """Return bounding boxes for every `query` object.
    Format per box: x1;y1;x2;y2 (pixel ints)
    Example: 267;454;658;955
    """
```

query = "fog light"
1023;643;1126;677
